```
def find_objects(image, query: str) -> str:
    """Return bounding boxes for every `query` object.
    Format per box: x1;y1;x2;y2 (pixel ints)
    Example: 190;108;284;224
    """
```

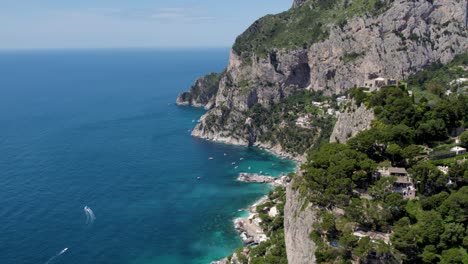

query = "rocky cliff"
330;101;375;143
292;0;308;9
284;179;318;264
178;0;468;158
176;72;223;109
178;1;467;262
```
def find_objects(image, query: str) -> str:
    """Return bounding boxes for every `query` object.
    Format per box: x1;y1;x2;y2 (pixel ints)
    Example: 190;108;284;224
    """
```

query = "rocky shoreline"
191;127;306;163
191;129;301;264
210;172;293;264
234;196;270;245
210;196;274;264
253;142;307;163
237;173;275;184
238;173;291;188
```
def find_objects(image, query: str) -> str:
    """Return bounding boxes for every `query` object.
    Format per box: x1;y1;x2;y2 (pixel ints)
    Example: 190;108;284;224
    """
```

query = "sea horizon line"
0;46;231;53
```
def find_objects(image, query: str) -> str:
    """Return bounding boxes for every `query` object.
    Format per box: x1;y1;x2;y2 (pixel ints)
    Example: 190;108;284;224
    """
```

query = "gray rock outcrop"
292;0;308;9
176;72;222;109
179;0;468;157
176;1;468;263
330;101;375;143
284;178;318;264
237;173;275;183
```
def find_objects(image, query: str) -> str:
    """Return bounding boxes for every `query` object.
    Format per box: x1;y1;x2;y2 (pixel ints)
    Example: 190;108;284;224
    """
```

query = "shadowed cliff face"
177;0;468;158
176;72;223;109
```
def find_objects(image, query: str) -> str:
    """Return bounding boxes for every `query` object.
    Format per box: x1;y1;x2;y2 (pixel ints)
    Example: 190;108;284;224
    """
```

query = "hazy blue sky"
0;0;291;49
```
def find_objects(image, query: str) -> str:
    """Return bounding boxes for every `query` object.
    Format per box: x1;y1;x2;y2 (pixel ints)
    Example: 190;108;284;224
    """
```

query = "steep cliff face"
284;178;318;264
177;2;468;263
179;0;467;156
330;101;375;143
176;72;223;109
189;49;313;158
304;0;467;94
292;0;308;9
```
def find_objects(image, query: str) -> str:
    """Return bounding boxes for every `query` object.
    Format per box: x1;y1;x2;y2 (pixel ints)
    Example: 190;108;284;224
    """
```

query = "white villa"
363;77;397;92
450;146;467;155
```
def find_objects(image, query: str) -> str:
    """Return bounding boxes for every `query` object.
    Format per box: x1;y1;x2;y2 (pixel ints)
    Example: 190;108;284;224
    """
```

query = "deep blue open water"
0;49;295;264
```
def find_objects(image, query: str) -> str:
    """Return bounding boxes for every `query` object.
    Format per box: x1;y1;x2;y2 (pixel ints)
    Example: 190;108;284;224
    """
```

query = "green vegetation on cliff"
178;72;223;104
200;90;337;156
230;187;289;264
233;0;393;59
298;56;468;263
407;53;468;105
249;90;337;155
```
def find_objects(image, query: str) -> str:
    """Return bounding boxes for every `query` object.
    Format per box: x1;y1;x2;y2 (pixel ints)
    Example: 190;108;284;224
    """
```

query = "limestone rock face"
215;50;310;112
330;101;375;143
176;2;468;263
176;72;222;109
305;0;468;95
284;178;318;264
179;0;467;156
292;0;308;9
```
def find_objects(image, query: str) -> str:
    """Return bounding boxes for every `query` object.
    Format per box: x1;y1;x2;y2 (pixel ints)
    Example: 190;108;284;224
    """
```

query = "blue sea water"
0;49;295;264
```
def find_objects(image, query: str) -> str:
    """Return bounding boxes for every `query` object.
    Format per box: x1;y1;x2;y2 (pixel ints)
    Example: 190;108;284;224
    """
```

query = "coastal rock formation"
234;215;267;245
253;141;308;163
176;72;222;109
179;0;468;157
179;1;468;263
330;101;375;143
284;178;318;264
238;173;292;187
211;259;229;264
237;173;275;184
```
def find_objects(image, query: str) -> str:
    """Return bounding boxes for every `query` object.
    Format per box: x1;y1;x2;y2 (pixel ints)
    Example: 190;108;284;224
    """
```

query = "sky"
0;0;291;49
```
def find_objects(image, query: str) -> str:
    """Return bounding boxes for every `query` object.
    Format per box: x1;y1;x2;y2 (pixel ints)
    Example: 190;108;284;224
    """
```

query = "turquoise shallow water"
0;49;295;264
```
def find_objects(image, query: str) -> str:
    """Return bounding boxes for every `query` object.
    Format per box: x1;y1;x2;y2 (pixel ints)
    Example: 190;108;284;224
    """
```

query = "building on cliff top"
377;167;408;177
388;167;408;177
374;167;415;199
450;146;467;155
393;176;416;200
363;77;397;92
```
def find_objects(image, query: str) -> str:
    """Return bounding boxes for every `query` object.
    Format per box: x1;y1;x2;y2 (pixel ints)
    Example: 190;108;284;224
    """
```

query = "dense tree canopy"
302;54;468;263
302;143;376;207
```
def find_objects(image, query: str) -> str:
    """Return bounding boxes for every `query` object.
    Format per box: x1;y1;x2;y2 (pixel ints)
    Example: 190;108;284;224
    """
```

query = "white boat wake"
44;247;68;264
84;206;96;225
